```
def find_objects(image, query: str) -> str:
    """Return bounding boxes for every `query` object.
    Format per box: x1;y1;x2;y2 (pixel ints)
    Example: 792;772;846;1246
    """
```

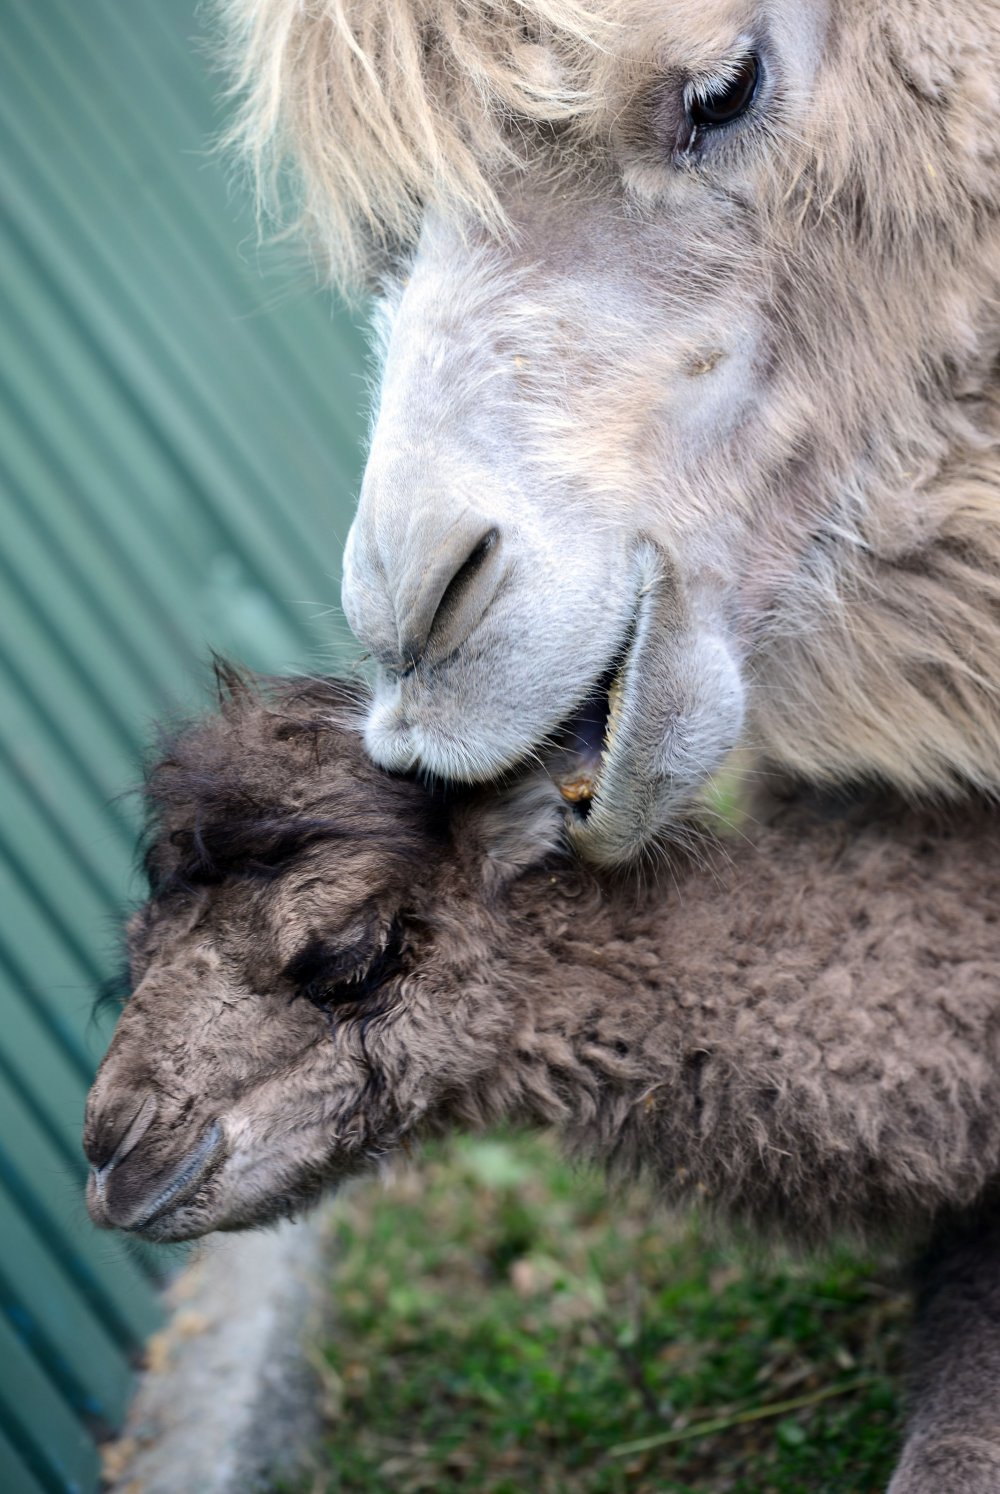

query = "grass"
311;1131;909;1493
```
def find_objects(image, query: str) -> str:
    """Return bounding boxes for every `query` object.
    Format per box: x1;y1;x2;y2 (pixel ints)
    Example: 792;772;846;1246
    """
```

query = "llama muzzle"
85;1110;225;1234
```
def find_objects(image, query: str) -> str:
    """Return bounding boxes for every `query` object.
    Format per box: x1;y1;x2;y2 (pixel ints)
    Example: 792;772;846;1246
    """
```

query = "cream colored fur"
221;0;617;283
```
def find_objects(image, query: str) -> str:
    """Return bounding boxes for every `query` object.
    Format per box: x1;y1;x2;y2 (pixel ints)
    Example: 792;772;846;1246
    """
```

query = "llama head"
83;674;558;1242
226;0;1000;860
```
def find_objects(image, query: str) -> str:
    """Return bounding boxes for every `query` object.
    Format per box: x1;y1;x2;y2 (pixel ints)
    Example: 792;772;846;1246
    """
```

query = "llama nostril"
398;524;503;668
409;526;501;665
343;507;506;672
90;1160;112;1211
84;1092;159;1174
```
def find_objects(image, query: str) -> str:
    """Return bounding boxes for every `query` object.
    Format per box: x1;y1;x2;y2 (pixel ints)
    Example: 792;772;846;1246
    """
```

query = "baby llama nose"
343;509;505;671
83;1091;159;1175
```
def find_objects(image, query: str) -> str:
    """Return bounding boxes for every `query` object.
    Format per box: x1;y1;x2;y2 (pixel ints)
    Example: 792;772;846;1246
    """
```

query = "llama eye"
687;55;760;130
283;921;406;1012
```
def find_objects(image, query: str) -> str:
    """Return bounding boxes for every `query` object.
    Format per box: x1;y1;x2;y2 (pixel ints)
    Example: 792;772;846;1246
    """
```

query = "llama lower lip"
124;1122;226;1232
561;557;669;860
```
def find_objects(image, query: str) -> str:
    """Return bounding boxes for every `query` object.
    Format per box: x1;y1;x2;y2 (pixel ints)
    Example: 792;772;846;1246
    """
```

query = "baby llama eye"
688;55;761;129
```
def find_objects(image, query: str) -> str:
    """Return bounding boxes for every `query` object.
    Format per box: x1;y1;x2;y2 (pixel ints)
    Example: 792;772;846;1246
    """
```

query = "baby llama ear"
209;653;258;713
469;775;567;887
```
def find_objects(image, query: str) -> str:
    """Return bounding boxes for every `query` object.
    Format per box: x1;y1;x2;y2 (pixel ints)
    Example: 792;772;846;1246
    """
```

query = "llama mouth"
121;1121;226;1234
547;585;646;817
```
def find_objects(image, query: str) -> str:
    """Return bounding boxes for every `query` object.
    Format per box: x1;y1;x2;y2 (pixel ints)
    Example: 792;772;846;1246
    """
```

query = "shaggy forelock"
217;0;1000;290
218;0;635;285
142;672;442;897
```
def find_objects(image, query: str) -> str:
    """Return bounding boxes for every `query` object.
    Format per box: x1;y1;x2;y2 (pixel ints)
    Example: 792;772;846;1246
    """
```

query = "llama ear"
470;776;567;886
210;654;256;712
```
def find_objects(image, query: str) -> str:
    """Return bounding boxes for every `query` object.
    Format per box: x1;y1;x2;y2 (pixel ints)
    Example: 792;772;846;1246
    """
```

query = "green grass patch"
314;1131;908;1493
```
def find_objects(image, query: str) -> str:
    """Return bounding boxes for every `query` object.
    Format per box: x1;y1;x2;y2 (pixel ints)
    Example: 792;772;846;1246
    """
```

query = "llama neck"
499;880;730;1197
492;830;1000;1248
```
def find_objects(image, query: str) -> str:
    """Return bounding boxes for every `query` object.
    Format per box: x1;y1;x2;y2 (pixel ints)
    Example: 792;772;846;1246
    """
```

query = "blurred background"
0;2;366;1487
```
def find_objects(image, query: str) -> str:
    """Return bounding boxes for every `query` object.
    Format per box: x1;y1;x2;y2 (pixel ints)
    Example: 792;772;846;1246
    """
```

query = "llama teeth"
604;670;625;750
559;775;595;804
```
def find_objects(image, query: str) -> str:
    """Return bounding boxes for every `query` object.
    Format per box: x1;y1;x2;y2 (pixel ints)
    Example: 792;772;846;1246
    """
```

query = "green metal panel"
0;1185;132;1425
0;1312;100;1494
0;0;367;1489
0;1425;47;1494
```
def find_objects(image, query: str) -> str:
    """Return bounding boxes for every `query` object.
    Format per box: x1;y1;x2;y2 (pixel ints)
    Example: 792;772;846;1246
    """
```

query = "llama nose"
342;506;505;671
87;1118;225;1235
83;1091;159;1174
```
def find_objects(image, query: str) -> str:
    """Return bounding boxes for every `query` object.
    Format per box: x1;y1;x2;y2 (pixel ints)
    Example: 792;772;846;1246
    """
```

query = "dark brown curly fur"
84;672;1000;1492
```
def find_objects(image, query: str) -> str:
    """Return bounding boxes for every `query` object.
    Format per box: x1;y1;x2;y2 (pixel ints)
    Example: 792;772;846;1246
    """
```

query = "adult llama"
224;0;1000;863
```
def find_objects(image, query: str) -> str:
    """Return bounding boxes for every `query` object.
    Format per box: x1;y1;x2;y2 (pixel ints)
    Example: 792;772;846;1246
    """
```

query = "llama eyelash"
681;46;768;154
283;919;407;1011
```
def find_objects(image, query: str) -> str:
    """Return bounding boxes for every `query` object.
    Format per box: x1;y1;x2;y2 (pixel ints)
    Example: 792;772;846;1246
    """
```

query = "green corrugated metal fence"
0;2;367;1488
